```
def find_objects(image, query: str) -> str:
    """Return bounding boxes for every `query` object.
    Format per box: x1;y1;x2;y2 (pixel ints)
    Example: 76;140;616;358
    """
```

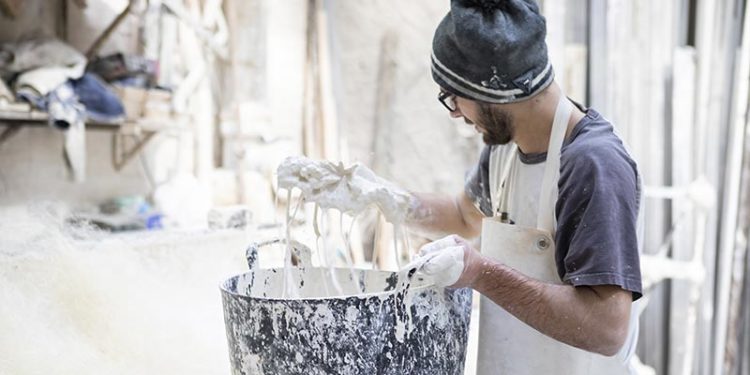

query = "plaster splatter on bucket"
220;156;472;374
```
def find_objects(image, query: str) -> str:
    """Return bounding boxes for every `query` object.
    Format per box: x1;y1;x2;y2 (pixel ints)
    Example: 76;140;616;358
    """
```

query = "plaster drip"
314;204;342;296
393;223;401;269
339;211;363;294
276;156;414;300
312;204;332;296
282;189;301;299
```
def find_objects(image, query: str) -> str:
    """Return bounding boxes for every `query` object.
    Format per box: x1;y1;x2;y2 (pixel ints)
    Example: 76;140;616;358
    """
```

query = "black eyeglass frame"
438;91;457;112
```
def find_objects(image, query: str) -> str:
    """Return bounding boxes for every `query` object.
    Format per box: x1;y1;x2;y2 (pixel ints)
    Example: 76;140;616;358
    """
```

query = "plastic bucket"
220;239;472;374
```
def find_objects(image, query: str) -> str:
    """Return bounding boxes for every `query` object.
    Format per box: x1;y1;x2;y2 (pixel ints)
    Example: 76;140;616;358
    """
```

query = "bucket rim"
219;266;439;302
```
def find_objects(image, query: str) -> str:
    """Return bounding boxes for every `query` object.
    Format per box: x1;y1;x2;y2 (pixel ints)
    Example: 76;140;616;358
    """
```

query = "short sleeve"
555;142;642;300
465;145;493;217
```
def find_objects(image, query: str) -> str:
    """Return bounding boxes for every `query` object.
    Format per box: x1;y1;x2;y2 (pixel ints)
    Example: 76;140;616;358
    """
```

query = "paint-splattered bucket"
220;239;472;375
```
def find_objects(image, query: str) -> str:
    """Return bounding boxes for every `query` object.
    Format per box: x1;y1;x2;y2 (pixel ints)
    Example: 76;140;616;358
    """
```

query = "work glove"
277;156;413;223
417;234;484;289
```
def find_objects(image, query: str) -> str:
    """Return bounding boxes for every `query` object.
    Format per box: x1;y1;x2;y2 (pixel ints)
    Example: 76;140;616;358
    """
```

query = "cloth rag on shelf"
1;38;128;182
1;38;87;96
88;52;159;87
72;73;125;123
15;73;127;183
17;83;88;182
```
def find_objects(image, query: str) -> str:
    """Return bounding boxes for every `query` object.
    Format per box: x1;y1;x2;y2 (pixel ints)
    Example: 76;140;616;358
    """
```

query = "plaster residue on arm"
405;193;433;222
277;156;412;224
405;191;483;240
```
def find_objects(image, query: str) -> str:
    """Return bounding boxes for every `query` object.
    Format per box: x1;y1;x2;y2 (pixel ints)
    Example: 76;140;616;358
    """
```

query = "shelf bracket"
112;129;156;171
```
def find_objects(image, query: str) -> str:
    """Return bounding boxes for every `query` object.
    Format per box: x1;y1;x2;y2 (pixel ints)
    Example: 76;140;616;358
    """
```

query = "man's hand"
417;235;484;288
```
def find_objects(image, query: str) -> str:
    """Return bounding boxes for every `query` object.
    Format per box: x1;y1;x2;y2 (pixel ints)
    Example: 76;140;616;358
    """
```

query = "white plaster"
277;156;411;224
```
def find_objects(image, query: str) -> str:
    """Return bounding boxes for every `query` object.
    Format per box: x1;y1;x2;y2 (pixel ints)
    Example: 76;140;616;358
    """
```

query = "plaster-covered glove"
417;235;483;289
276;156;413;223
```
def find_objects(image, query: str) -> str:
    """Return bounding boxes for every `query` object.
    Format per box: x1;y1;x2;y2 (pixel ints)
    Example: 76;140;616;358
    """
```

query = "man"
403;0;644;374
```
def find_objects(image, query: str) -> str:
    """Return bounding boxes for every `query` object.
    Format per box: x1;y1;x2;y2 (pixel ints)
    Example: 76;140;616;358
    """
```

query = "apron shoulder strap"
489;144;518;217
536;97;573;232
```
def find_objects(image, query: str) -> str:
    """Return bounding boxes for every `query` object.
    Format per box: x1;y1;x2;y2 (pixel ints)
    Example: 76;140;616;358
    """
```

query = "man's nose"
449;107;462;119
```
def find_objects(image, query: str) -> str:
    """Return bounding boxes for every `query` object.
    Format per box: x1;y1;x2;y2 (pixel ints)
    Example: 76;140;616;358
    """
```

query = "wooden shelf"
0;109;123;130
0;110;187;171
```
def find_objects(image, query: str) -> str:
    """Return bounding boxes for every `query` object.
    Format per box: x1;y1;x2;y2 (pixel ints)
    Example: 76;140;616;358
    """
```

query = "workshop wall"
329;0;480;194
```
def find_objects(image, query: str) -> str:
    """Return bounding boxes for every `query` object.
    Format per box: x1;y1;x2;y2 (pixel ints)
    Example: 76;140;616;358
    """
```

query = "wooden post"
315;0;340;162
370;31;399;178
689;0;721;373
719;0;750;372
541;0;566;89
587;0;608;111
706;0;748;373
85;0;133;59
301;0;318;158
669;46;700;375
301;0;339;161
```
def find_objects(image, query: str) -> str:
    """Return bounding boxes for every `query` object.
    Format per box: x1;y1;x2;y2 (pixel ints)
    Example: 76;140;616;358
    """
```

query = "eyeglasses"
438;90;457;112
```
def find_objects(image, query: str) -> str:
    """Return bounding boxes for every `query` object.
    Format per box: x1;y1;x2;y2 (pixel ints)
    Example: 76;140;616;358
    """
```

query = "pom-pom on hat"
431;0;554;104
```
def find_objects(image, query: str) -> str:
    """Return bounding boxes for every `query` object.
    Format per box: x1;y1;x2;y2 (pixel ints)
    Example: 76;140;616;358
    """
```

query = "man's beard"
476;103;514;145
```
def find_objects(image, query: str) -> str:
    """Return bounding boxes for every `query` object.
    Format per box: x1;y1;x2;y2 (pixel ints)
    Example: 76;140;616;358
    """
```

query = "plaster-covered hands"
417;235;484;289
276;156;413;223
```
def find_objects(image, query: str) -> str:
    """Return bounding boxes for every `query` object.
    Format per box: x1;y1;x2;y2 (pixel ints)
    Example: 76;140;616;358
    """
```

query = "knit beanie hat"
431;0;554;104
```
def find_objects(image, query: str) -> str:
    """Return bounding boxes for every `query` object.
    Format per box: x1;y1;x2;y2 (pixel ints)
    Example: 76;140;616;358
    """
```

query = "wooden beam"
587;0;608;110
112;131;157;172
85;0;134;59
669;46;699;375
720;0;750;372
708;0;749;372
541;0;566;88
370;31;398;178
301;0;318;158
315;0;339;161
740;242;750;374
689;0;723;373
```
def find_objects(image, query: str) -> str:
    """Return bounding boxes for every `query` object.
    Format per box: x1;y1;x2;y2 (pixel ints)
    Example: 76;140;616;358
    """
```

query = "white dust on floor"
0;203;252;375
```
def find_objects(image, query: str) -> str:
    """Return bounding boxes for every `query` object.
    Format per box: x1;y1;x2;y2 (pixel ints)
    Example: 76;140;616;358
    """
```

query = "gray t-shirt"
465;108;643;300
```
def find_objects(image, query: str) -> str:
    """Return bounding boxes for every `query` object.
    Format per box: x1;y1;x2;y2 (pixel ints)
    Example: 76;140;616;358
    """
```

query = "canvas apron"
477;97;632;374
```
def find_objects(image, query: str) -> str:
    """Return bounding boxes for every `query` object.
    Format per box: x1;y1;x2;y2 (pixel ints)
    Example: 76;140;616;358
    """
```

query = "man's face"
449;95;515;145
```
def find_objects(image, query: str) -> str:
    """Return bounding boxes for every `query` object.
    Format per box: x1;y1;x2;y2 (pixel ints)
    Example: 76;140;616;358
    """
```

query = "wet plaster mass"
276;156;412;224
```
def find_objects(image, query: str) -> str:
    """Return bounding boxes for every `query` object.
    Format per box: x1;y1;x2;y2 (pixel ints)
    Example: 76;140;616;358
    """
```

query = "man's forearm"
406;192;480;240
471;256;631;356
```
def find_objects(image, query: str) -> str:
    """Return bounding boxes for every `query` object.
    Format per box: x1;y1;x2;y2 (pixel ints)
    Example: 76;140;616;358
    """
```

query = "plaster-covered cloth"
1;38;87;96
277;156;412;224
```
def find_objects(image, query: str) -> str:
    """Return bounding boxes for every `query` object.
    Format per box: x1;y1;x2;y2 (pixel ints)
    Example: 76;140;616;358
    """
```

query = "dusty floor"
0;203;480;374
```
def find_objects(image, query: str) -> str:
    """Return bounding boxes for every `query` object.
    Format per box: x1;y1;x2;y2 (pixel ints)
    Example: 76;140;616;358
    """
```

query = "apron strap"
536;97;573;232
493;143;518;216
